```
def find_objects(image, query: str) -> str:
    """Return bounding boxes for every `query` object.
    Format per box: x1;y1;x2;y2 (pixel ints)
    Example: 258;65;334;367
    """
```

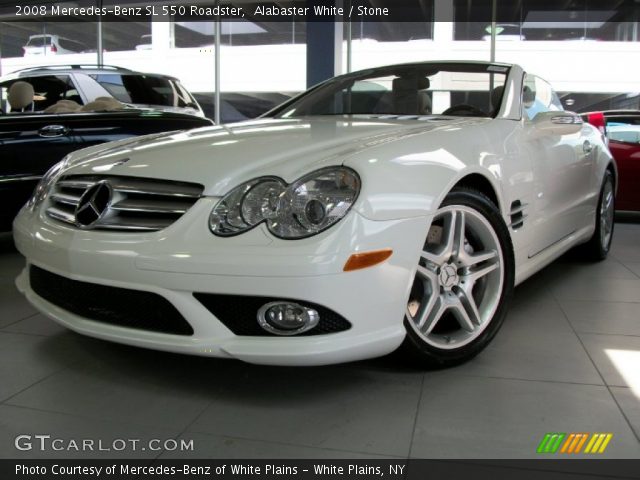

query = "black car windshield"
90;74;197;108
273;63;509;119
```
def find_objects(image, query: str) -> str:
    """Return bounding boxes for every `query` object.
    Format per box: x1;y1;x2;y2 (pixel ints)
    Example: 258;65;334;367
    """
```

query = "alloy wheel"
600;179;614;250
406;206;504;349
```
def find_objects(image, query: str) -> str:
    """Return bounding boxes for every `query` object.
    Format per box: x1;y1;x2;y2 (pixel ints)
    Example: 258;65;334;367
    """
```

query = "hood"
64;117;486;196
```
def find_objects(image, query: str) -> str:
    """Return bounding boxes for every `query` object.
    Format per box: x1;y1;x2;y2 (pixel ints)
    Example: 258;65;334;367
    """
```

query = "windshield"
90;74;198;108
274;63;508;119
26;36;52;47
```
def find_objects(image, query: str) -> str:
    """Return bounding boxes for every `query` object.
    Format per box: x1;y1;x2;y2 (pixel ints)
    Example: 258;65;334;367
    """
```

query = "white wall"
3;39;640;94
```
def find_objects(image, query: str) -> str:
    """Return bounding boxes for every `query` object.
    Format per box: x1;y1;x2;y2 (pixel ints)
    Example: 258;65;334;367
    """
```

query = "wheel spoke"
420;250;442;268
465;261;499;284
415;264;438;283
464;249;498;268
452;210;466;261
439;210;464;261
451;296;476;333
456;288;482;327
418;295;446;335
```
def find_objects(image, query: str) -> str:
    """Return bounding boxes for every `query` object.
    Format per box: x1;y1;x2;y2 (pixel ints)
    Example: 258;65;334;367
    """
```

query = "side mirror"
531;111;583;136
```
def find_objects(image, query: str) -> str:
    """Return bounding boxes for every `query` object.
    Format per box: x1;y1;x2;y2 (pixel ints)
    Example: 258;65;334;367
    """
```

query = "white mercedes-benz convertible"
14;61;615;367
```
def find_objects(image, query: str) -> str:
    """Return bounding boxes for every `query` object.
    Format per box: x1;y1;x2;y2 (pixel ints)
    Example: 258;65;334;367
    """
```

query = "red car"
584;110;640;212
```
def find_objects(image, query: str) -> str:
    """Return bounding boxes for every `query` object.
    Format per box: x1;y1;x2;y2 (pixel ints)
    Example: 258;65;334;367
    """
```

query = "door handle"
583;140;593;155
39;125;69;138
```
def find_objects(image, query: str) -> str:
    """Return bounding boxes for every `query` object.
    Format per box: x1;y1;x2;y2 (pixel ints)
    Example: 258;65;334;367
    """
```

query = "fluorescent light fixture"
523;10;616;29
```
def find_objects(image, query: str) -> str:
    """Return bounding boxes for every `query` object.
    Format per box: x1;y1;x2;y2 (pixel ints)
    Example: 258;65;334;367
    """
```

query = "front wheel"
400;189;515;368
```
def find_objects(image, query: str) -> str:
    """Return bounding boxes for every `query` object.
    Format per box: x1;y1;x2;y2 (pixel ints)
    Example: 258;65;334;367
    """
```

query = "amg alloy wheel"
401;189;514;367
582;170;615;261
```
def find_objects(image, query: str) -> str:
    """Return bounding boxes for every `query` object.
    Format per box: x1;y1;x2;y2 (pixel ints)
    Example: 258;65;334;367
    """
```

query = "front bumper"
13;199;431;366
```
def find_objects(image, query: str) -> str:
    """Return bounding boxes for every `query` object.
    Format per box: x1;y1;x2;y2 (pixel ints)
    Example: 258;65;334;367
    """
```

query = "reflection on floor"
0;223;639;460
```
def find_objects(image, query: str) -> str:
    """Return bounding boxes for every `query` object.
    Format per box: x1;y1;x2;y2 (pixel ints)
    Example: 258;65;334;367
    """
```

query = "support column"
433;0;454;42
306;0;343;88
151;17;175;51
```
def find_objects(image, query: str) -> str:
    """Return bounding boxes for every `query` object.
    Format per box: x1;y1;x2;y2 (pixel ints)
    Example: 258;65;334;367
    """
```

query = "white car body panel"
13;62;614;365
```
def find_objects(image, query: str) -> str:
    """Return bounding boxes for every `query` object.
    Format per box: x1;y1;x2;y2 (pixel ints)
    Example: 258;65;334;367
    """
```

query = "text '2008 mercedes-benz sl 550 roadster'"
13;61;616;367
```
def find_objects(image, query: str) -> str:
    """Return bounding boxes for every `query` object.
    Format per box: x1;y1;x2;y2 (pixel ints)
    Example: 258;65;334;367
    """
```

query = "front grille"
193;293;352;336
30;266;194;336
46;175;203;232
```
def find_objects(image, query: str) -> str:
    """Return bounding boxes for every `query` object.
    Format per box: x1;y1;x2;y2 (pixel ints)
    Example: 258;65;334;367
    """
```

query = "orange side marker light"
343;249;393;272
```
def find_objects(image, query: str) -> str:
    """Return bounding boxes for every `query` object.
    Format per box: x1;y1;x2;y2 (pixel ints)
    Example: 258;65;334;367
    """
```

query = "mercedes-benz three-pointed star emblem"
439;264;459;289
74;180;112;228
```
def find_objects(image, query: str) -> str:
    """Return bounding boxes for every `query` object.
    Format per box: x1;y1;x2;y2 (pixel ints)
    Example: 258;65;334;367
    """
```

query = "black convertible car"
0;108;213;231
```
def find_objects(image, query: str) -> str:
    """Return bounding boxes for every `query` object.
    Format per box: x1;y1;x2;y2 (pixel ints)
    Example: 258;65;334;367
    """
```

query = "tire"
399;188;515;368
581;170;615;261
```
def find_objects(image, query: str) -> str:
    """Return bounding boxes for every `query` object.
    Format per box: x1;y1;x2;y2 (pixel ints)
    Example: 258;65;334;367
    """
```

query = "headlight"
209;167;360;239
26;158;66;211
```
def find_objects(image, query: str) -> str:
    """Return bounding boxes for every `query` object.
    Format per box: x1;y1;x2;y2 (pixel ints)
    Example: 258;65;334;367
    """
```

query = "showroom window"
2;0;640;120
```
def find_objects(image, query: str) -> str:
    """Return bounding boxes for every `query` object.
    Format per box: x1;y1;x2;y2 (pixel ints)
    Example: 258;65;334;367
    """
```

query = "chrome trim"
46;207;76;225
551;115;582;125
96;222;170;231
257;302;320;336
110;199;190;214
110;187;200;198
46;174;203;232
0;175;42;184
57;179;94;190
509;203;528;215
74;180;113;229
509;214;528;229
50;192;81;206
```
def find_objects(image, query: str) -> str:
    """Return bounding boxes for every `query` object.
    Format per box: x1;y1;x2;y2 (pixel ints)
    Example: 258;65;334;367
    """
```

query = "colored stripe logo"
537;433;613;454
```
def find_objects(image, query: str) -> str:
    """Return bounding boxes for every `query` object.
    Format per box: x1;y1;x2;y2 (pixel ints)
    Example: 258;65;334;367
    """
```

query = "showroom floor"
0;223;639;460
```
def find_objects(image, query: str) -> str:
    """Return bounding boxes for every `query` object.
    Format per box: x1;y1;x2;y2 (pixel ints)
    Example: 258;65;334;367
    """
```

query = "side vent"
509;200;527;230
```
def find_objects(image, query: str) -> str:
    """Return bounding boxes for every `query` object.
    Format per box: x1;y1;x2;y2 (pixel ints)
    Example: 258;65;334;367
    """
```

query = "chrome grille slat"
59;176;202;198
110;187;200;198
50;192;81;206
47;207;76;225
57;179;94;190
45;175;203;232
96;222;171;231
110;198;190;214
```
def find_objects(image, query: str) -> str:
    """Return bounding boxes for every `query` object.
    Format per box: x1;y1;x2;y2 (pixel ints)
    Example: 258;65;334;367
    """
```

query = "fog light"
257;302;320;336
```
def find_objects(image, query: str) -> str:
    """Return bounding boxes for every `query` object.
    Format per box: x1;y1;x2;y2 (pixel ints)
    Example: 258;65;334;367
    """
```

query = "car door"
0;113;78;229
68;110;212;149
520;74;593;257
605;115;640;211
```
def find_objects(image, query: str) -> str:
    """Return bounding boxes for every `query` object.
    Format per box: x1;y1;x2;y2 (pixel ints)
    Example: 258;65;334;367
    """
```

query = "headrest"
393;76;430;92
491;85;504;110
8;81;35;110
523;86;535;108
392;77;431;115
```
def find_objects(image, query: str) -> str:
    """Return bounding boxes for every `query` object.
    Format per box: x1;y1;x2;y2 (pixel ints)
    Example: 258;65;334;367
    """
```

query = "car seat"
392;77;431;115
80;97;125;112
44;99;82;113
